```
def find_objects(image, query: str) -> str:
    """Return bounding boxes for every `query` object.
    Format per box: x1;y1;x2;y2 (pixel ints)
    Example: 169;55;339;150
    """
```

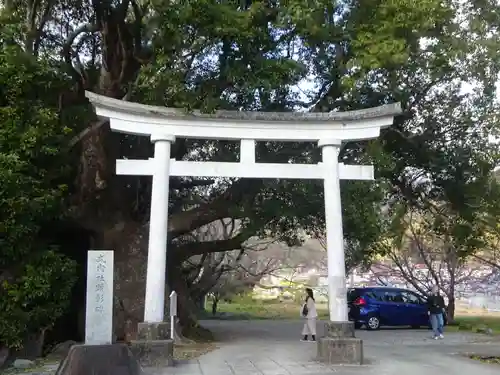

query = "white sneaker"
434;336;439;340
439;334;444;339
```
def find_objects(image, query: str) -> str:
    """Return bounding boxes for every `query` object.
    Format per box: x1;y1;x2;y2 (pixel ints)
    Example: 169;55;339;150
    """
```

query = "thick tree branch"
168;180;263;237
62;23;99;89
68;79;140;150
68;118;108;148
168;201;235;238
173;233;251;261
69;63;143;149
33;0;54;55
130;0;145;56
169;178;216;190
25;0;41;54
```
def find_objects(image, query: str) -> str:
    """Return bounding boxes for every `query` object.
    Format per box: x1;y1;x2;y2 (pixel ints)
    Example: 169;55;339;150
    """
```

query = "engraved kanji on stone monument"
85;250;114;344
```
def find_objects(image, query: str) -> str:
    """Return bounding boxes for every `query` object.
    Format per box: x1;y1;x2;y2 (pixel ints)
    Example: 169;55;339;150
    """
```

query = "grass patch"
173;342;217;361
450;315;500;335
211;300;328;320
469;355;500;365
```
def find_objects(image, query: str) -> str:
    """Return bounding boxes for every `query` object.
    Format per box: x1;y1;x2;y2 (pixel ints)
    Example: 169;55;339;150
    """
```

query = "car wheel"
354;322;362;329
366;315;381;330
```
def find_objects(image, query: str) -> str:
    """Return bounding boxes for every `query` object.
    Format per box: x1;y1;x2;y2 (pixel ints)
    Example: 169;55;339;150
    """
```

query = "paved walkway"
149;320;500;375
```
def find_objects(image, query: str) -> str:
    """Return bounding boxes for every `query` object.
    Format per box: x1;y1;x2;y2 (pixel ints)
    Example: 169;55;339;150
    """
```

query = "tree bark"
212;298;218;316
167;255;199;329
0;346;8;369
104;221;149;341
446;296;456;323
171;278;199;331
193;294;206;312
3;330;45;365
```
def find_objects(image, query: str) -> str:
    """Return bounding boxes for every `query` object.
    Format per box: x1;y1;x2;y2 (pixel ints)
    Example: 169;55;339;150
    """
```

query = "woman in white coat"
301;288;317;342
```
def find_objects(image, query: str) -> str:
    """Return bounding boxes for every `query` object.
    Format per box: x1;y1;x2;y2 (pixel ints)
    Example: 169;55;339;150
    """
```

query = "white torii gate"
85;91;401;327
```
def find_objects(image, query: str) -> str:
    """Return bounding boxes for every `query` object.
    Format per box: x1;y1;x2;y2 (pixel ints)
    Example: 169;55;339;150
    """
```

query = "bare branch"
62;23;99;88
371;204;494;316
472;254;500;271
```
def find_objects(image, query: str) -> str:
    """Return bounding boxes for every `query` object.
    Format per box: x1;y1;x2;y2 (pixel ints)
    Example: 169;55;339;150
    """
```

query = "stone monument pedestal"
129;322;174;367
55;343;142;375
317;322;363;365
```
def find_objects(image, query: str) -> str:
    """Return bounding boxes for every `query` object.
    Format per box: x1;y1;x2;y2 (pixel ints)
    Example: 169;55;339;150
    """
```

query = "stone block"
324;321;355;338
317;321;363;365
13;359;35;369
317;337;363;365
129;339;174;367
55;343;142;375
131;322;174;367
137;322;171;340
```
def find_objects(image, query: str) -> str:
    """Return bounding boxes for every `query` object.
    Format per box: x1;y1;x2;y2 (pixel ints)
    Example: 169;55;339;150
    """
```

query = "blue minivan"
347;287;447;330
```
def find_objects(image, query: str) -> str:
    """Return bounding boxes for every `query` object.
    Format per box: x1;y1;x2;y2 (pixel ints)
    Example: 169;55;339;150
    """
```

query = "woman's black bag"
302;299;309;317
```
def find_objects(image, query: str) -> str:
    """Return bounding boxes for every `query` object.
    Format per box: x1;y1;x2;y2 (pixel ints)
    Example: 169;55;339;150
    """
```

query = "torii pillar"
317;138;362;364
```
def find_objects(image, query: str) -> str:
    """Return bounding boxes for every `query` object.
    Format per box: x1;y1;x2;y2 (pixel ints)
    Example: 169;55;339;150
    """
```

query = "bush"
0;23;79;350
0;249;77;348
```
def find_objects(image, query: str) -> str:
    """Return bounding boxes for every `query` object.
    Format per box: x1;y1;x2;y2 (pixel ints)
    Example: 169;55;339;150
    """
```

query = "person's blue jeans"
430;313;444;337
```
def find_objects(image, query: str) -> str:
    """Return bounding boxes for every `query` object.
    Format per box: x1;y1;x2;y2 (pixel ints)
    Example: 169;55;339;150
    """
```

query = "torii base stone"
317;322;363;364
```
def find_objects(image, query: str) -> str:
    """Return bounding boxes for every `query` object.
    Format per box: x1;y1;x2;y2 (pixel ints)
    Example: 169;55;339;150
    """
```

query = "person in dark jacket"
427;286;446;339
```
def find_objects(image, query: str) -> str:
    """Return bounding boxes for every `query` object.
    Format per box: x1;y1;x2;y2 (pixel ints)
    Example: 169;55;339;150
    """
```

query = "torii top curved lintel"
85;91;401;141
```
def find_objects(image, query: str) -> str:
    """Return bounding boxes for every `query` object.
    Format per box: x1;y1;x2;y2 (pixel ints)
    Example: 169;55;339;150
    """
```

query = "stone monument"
85;251;114;345
85;91;401;364
55;251;143;375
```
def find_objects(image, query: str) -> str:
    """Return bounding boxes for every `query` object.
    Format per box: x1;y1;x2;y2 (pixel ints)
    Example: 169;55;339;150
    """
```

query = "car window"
347;289;361;302
392;292;404;303
378;290;402;303
401;291;422;304
417;294;427;304
370;290;386;301
364;291;381;301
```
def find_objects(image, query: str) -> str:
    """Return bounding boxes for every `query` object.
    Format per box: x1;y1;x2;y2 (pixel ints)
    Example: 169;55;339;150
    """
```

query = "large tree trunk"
212;298;219;316
67;1;152;343
168;262;199;331
446;295;456;324
74;220;150;342
0;346;8;369
108;222;150;341
167;263;216;342
194;294;206;312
